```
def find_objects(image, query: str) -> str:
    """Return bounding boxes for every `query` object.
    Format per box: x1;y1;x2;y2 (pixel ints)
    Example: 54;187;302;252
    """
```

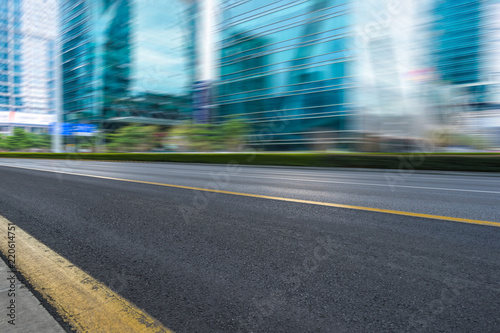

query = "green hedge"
0;152;499;172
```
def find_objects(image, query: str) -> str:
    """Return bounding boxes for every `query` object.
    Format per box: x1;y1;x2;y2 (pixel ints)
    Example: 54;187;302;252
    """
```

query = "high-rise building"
60;0;191;133
430;0;483;85
61;0;133;125
206;0;430;150
426;0;484;119
214;0;355;150
422;0;500;132
0;0;58;136
189;0;500;151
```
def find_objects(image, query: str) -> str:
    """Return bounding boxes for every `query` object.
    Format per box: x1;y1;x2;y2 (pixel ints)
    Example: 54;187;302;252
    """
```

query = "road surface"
0;159;499;332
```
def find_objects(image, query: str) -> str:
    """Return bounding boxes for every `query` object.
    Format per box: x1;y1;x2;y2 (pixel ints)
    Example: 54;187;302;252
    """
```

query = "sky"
131;0;189;96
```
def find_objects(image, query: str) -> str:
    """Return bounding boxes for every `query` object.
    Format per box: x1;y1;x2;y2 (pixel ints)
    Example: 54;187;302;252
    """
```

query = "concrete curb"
0;256;66;333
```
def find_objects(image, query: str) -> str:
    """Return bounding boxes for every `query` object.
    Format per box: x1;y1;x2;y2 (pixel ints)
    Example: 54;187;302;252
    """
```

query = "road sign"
49;123;97;136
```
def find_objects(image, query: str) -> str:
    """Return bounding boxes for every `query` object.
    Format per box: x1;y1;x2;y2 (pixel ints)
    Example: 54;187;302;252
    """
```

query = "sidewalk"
0;256;65;333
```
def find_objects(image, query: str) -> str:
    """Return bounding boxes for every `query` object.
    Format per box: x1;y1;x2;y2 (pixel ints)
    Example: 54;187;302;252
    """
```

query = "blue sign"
73;124;97;136
49;123;97;136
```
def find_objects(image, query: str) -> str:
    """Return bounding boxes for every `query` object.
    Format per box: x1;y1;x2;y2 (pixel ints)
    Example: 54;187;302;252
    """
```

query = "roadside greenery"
106;125;162;152
0;119;250;153
0;152;498;172
164;117;250;152
107;118;250;152
0;128;51;151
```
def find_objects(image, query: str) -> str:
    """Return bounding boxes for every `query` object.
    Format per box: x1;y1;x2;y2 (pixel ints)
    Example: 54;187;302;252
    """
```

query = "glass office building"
61;0;191;130
210;0;429;150
0;0;58;135
430;0;482;85
61;0;133;124
215;0;355;150
208;0;500;150
427;0;500;114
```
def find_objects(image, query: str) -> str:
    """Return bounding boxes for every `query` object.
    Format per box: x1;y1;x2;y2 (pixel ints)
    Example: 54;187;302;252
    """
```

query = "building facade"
417;0;500;151
211;0;429;150
0;0;58;135
190;0;499;151
61;0;133;125
430;0;483;85
215;0;355;150
60;0;190;133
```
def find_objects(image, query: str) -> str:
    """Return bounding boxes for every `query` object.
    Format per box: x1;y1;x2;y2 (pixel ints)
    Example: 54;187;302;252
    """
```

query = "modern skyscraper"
61;0;133;125
420;0;500;135
430;0;482;86
190;0;499;151
215;0;355;150
0;0;58;136
60;0;190;134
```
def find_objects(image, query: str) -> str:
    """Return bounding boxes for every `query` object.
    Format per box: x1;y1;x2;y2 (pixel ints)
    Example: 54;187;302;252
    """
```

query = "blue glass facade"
216;0;355;150
0;0;13;113
0;0;58;135
62;0;191;127
61;0;132;123
430;0;482;85
0;0;57;115
0;0;22;114
185;0;199;91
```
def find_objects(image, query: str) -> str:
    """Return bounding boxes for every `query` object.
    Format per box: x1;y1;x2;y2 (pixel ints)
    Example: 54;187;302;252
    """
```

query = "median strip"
0;215;174;333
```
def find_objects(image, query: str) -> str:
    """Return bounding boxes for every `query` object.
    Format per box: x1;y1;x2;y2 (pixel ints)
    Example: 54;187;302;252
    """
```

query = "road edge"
0;215;174;333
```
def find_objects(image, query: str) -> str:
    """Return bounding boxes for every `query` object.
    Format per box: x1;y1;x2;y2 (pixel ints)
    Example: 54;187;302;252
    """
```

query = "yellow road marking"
0;216;174;333
1;164;500;228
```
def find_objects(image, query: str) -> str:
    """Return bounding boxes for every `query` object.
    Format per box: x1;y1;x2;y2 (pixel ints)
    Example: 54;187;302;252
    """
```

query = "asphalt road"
0;159;499;332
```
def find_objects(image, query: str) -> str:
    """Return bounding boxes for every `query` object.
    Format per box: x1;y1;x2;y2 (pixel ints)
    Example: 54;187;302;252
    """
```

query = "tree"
0;135;6;151
6;128;34;151
30;133;51;150
107;124;160;152
188;123;218;151
163;123;192;151
164;118;250;152
219;117;250;151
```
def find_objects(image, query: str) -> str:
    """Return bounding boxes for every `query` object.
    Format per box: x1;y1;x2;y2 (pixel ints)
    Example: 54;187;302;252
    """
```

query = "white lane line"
0;163;499;195
49;161;500;183
4;159;499;181
49;166;500;192
223;174;500;194
15;160;500;184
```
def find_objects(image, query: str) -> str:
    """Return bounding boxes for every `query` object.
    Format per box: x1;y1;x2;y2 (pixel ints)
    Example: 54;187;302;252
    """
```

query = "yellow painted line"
1;164;500;228
0;216;174;333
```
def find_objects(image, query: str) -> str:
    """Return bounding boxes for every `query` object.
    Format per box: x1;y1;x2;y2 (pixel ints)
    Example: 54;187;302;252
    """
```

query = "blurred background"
0;0;499;153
